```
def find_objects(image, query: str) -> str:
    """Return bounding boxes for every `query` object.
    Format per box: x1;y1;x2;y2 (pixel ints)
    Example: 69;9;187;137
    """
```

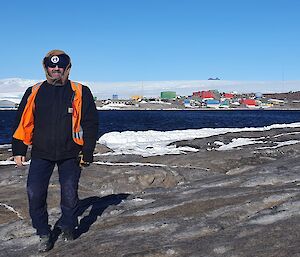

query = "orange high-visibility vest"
13;81;84;146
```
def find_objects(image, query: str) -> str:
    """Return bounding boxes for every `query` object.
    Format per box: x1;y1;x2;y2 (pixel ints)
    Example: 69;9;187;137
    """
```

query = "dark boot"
61;229;75;241
38;234;53;252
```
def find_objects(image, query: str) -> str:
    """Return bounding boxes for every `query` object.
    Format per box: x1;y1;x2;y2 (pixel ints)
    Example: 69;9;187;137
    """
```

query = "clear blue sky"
1;0;299;82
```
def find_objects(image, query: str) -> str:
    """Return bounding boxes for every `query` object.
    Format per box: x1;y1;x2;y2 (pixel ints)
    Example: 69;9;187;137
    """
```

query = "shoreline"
96;108;300;111
1;107;300;111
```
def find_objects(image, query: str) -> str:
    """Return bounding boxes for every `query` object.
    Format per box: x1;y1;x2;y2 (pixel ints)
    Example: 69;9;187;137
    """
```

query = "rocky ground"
0;127;299;257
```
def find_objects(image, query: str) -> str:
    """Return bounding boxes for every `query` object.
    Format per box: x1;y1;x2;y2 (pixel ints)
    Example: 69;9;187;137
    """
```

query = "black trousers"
27;158;81;236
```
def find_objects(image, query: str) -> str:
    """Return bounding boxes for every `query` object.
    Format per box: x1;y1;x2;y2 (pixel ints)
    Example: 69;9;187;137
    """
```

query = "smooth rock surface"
0;127;299;256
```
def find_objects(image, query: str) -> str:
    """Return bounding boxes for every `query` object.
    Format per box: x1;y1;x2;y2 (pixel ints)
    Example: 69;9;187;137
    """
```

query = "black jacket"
12;80;99;162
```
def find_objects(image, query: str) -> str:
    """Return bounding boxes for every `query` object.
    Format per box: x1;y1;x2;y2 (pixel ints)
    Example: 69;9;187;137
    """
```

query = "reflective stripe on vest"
13;81;84;146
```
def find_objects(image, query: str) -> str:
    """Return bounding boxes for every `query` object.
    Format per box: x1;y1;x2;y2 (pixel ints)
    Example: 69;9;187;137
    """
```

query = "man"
12;50;98;252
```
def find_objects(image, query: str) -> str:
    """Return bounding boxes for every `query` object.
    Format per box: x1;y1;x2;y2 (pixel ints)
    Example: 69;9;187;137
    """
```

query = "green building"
161;91;176;99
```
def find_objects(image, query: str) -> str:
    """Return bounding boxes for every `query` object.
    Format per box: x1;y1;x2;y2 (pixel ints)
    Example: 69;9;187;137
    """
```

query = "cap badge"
51;56;60;64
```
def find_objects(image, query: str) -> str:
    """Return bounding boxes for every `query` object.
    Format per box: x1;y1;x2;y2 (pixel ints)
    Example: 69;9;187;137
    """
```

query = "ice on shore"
98;122;300;157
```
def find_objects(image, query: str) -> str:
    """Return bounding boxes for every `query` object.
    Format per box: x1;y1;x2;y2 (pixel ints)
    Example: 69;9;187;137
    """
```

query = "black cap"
44;54;71;68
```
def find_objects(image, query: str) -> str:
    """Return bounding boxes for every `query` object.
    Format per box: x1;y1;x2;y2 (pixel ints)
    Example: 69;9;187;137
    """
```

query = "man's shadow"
53;193;130;240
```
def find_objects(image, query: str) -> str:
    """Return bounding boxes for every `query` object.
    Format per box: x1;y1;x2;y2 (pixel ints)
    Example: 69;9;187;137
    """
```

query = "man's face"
47;65;65;79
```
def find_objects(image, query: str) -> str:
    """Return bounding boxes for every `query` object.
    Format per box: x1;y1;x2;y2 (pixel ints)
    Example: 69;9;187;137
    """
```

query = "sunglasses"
44;54;70;68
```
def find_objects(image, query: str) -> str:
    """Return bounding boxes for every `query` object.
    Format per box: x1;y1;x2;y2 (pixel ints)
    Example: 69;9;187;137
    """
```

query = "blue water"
1;109;300;144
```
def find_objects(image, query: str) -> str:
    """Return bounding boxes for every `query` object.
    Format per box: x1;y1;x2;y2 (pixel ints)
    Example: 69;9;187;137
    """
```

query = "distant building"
161;91;176;100
223;93;234;99
205;99;220;108
240;99;257;108
220;99;230;108
193;90;215;99
131;95;143;101
183;99;191;107
268;98;285;106
112;94;118;100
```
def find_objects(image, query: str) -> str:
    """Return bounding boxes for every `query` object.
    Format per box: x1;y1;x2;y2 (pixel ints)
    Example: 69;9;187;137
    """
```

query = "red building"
240;99;257;107
223;93;234;99
193;91;215;99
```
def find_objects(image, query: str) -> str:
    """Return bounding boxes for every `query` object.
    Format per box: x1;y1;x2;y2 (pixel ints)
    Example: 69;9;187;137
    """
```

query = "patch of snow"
0;203;24;219
216;138;264;151
98;122;300;156
257;140;300;150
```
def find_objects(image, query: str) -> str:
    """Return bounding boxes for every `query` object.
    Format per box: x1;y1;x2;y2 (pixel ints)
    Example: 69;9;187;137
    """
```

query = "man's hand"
77;153;90;168
80;159;90;167
14;156;26;167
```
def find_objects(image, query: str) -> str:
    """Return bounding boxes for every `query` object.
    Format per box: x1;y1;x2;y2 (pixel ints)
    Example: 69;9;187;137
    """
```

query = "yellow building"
131;95;143;101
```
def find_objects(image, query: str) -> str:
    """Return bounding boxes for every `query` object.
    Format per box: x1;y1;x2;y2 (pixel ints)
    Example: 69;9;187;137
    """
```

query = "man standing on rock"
12;49;99;252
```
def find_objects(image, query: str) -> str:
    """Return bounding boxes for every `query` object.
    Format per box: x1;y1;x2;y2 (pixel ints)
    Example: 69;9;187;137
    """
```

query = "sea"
1;109;300;145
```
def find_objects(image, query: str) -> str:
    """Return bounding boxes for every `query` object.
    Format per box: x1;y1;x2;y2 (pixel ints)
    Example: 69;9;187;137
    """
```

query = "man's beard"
51;71;64;85
51;71;63;78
